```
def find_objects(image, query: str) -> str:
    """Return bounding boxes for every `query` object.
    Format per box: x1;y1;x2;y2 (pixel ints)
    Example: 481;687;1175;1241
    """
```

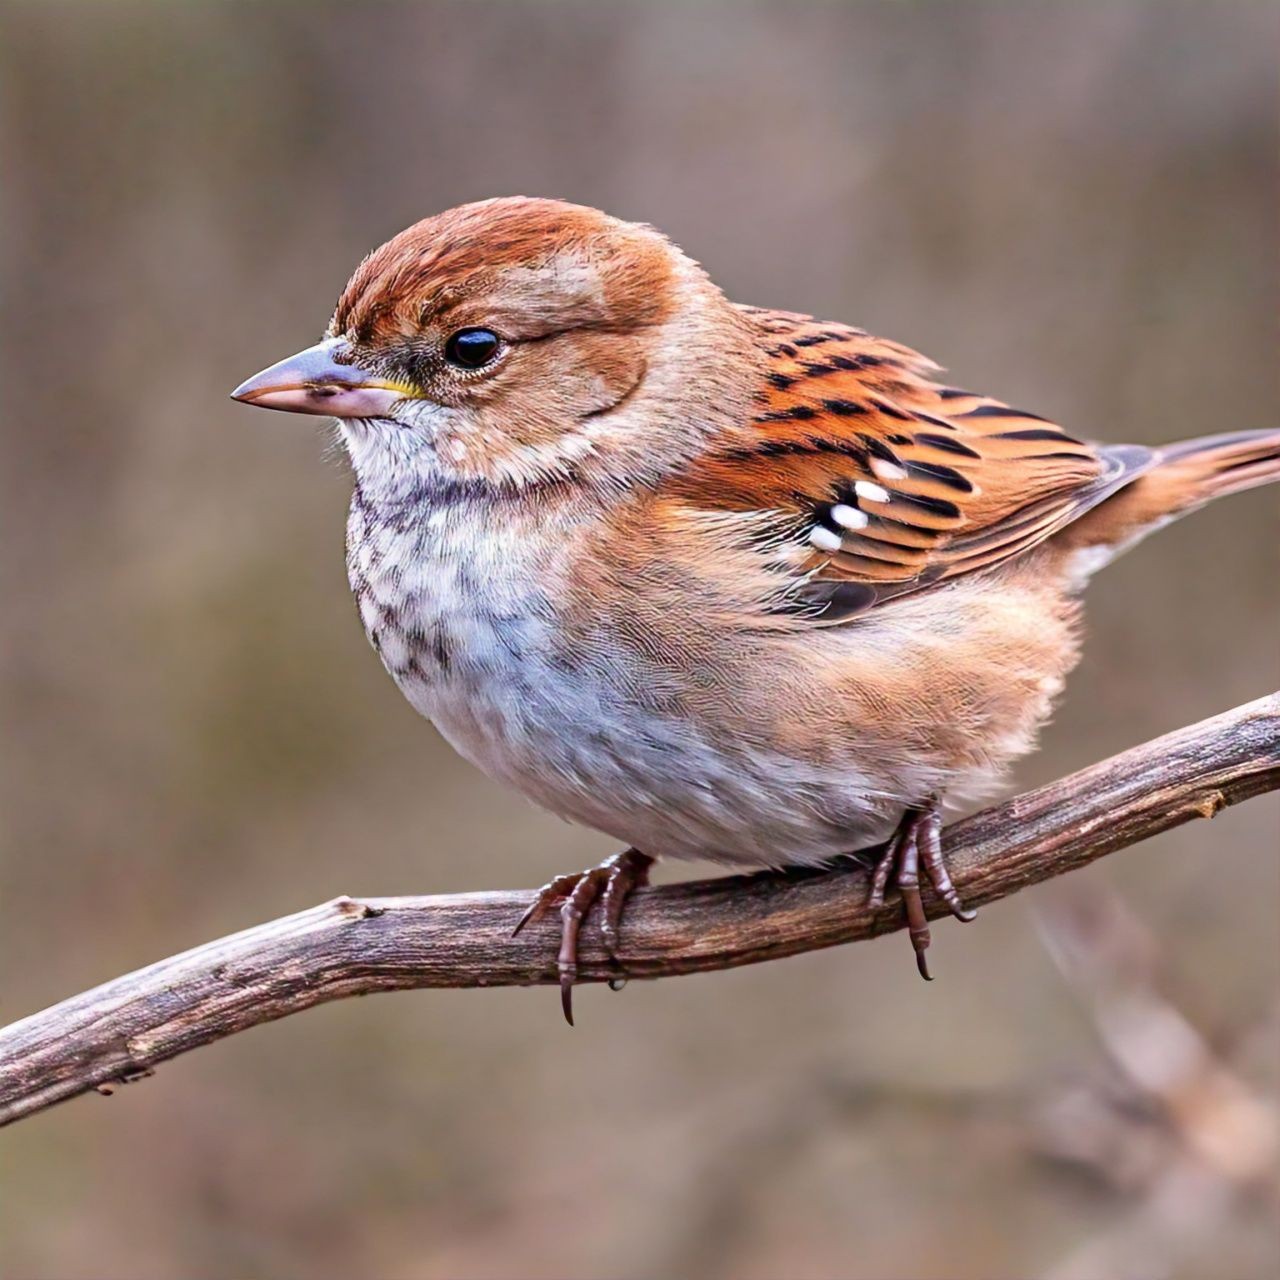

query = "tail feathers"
1153;428;1280;506
1060;428;1280;577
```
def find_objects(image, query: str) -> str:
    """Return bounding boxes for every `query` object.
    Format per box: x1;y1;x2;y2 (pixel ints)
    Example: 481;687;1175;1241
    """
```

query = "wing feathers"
660;309;1144;621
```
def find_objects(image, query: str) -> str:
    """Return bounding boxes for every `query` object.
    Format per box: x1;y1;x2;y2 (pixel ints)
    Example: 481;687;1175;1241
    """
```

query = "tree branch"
2;695;1276;1128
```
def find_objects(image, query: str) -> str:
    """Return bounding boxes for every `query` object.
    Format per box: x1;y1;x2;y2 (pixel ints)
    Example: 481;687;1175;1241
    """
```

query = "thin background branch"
1035;886;1278;1280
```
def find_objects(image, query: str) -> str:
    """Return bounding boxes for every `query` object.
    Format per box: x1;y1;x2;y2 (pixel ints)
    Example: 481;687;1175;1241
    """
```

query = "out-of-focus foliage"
2;4;1276;1278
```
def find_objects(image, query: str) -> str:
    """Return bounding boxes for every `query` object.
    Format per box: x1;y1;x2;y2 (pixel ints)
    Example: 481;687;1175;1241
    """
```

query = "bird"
233;196;1280;1022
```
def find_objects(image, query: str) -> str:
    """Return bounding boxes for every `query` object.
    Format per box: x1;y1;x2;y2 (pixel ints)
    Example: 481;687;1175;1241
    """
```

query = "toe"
555;870;606;1026
511;872;584;937
598;849;653;965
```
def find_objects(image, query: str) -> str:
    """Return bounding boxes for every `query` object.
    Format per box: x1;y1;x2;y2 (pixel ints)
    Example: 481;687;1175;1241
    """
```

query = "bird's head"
233;197;754;495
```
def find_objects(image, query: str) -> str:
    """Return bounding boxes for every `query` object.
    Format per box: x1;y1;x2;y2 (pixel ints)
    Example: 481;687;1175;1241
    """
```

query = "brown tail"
1153;428;1280;506
1062;428;1280;563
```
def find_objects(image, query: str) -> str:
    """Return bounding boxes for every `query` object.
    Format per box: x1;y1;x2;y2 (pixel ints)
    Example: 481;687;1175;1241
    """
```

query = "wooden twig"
1;695;1276;1128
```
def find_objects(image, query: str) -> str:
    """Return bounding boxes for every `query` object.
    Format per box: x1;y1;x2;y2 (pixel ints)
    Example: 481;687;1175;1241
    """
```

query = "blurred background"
2;3;1277;1278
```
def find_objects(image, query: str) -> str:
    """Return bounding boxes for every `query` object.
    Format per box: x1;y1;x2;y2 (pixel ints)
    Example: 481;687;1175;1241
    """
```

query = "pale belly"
345;500;931;868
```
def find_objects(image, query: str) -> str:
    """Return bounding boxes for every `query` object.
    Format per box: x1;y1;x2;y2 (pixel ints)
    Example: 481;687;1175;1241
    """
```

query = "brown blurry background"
2;3;1277;1278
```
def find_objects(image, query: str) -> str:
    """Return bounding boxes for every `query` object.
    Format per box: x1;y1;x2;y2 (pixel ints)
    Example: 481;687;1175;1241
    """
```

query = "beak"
230;337;414;418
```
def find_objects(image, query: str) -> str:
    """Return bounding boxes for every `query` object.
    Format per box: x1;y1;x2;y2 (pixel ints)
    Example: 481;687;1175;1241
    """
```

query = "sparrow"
233;196;1280;1022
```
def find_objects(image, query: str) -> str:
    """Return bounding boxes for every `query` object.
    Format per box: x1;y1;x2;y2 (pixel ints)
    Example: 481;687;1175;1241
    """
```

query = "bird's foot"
867;798;976;980
512;848;654;1025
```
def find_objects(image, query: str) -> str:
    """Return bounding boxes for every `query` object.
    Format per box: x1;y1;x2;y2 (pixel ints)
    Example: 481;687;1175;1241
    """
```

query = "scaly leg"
512;848;654;1024
868;798;976;980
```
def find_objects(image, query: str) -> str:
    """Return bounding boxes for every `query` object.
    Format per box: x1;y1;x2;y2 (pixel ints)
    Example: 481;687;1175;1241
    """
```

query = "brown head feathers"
332;197;678;345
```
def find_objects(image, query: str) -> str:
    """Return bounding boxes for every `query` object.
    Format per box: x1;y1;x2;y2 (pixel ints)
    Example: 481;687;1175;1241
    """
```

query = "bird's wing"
660;309;1152;622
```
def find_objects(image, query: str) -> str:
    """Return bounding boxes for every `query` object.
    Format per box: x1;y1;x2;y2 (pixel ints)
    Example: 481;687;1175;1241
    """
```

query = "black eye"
444;327;501;369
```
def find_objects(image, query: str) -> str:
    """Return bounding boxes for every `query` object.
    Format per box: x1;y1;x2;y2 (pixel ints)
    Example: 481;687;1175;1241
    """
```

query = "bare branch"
1;694;1276;1128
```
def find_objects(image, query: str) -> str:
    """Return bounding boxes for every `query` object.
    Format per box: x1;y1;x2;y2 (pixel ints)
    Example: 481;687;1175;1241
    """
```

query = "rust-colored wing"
664;309;1153;621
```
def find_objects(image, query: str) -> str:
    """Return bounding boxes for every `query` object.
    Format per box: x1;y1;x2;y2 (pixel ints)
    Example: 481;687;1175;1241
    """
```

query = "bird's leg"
894;819;933;979
915;803;976;925
867;797;975;980
512;848;654;1025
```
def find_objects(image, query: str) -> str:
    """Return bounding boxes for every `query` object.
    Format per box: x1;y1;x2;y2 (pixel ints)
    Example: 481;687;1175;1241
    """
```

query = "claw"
512;849;655;1024
511;899;540;938
556;870;604;1026
512;870;584;938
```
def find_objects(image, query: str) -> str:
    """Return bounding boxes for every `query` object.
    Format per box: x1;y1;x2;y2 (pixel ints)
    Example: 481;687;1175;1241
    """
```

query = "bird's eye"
444;328;502;370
